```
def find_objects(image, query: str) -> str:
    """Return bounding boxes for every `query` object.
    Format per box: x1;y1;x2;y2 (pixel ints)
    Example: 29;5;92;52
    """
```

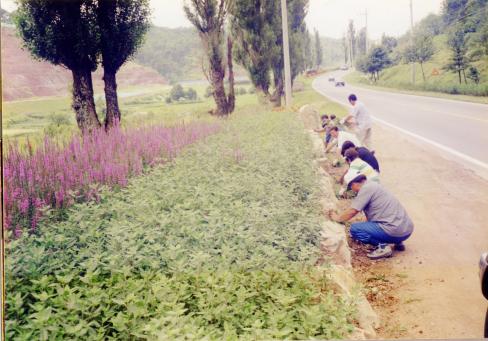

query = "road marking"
371;116;488;171
312;79;488;172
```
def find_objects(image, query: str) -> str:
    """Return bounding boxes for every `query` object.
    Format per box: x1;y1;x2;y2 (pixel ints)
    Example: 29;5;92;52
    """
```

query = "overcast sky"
2;0;444;39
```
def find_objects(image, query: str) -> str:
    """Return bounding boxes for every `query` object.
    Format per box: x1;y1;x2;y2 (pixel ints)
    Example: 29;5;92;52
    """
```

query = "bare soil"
322;124;488;339
1;27;166;101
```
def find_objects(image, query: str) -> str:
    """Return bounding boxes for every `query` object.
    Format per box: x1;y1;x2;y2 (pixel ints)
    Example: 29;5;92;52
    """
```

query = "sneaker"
367;244;393;260
394;243;406;251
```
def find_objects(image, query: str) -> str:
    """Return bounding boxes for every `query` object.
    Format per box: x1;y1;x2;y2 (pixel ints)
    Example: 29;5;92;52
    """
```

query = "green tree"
230;0;276;97
184;0;235;116
314;28;323;69
357;46;391;82
342;34;349;65
404;33;435;82
170;84;185;101
303;28;314;70
97;0;151;129
185;87;198;100
381;34;398;53
269;0;309;106
467;65;480;84
15;0;101;133
230;0;309;106
445;28;470;84
357;27;367;56
347;20;356;65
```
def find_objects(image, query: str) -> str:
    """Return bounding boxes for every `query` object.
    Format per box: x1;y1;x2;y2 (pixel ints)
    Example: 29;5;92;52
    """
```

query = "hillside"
349;0;488;97
350;34;488;94
135;26;248;82
1;26;167;102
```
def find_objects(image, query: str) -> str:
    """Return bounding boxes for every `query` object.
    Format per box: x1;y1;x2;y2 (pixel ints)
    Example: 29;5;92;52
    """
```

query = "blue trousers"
350;222;410;246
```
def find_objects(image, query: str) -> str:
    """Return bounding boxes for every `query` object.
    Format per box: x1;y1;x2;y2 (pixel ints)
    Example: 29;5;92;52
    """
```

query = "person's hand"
339;118;346;125
328;210;339;222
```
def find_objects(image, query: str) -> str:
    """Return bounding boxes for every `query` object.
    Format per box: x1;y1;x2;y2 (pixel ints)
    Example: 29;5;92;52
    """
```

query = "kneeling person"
329;175;414;260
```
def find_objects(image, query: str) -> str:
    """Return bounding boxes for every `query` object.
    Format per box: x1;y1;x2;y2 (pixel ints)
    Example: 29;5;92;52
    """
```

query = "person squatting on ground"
341;94;373;149
340;148;380;187
329;174;414;260
314;114;340;149
340;140;380;173
325;126;362;154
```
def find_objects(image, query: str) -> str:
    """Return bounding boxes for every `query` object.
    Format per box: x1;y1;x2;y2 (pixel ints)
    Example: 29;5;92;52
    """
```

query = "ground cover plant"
4;122;220;234
6;108;356;340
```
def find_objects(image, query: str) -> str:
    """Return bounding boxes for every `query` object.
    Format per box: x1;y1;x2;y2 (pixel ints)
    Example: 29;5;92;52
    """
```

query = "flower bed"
4;123;220;234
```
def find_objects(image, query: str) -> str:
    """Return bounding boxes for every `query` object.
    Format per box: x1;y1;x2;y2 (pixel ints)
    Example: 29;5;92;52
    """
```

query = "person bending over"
340;148;379;186
325;126;361;154
341;141;380;172
341;94;373;148
329;174;414;260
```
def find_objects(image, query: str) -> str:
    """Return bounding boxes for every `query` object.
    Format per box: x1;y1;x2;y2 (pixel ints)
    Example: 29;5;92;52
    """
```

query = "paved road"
313;71;488;176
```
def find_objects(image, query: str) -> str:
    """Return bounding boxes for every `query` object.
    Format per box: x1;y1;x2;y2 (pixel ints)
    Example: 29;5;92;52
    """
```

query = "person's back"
356;146;380;172
352;101;372;131
348;158;379;183
352;181;414;238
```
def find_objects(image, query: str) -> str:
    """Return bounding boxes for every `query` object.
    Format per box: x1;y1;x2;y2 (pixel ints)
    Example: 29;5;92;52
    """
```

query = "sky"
1;0;444;40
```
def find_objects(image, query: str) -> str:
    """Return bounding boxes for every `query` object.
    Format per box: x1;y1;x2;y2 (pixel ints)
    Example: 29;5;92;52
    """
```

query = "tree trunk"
420;62;426;82
270;72;284;107
226;36;235;114
103;68;121;130
462;69;467;84
210;65;229;116
458;69;462;84
72;68;101;133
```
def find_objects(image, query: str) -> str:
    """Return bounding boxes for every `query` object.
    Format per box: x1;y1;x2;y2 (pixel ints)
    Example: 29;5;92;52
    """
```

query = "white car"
340;65;348;71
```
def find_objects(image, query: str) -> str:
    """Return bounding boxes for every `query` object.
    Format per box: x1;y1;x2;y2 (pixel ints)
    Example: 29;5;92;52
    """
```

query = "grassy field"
5;77;358;339
2;83;256;147
346;35;488;103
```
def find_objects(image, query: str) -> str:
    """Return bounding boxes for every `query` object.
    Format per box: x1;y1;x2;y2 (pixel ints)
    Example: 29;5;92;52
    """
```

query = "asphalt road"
312;71;488;176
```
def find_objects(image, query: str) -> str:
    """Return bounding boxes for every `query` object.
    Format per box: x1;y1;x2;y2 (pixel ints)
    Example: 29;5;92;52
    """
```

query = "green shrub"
6;110;356;339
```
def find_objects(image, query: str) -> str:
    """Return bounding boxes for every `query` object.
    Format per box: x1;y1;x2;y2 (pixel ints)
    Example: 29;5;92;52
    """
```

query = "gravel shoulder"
351;123;488;338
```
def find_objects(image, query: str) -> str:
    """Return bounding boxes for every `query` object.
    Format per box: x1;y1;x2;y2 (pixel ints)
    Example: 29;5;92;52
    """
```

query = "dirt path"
342;123;488;339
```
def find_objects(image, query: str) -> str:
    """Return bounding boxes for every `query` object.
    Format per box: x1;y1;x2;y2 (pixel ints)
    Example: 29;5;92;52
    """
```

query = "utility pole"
410;0;416;84
281;0;292;108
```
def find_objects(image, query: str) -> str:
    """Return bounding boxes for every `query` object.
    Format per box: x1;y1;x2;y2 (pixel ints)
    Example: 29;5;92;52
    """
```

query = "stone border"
299;105;378;339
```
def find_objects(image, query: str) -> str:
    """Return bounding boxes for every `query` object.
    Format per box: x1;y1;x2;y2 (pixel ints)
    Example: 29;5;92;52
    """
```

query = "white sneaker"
367;244;393;260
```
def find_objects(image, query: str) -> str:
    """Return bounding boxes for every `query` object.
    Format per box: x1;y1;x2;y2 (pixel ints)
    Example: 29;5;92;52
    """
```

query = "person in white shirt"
325;126;362;154
341;94;373;148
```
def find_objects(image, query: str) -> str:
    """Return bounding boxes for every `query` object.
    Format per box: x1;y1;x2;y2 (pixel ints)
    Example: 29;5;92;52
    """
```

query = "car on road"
335;80;345;87
480;252;488;337
328;77;335;82
340;65;348;70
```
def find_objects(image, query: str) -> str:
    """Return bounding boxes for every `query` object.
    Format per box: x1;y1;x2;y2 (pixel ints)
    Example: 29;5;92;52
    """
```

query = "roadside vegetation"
3;1;363;339
6;101;356;339
345;0;488;98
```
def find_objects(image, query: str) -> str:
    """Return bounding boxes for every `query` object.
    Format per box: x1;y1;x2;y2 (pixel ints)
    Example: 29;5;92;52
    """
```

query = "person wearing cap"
329;174;414;260
340;94;373;148
325;126;361;154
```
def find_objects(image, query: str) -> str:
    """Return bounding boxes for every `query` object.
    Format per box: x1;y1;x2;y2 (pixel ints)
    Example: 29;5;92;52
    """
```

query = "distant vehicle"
335;80;345;87
328;77;335;82
340;65;348;71
480;252;488;337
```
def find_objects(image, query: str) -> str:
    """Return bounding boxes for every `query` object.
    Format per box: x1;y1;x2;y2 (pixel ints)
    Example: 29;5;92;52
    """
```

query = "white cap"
344;169;362;190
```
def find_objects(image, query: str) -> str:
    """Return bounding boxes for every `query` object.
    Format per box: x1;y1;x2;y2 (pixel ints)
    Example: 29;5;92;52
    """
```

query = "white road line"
372;116;488;170
311;78;488;172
